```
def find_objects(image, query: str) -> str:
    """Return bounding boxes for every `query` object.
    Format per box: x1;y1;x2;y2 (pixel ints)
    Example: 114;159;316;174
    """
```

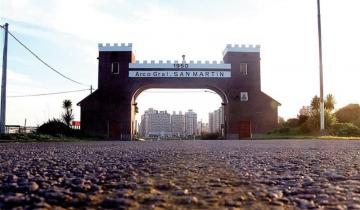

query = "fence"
5;125;37;134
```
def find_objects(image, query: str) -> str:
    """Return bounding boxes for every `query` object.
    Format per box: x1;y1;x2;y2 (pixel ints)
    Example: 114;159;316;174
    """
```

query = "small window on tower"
111;62;120;74
239;63;247;76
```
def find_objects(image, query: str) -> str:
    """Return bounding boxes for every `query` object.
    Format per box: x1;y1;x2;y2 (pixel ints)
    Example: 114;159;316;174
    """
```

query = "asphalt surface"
1;140;360;210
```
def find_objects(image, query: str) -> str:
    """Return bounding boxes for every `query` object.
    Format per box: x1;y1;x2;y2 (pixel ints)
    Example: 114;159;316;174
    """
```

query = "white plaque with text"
128;71;231;78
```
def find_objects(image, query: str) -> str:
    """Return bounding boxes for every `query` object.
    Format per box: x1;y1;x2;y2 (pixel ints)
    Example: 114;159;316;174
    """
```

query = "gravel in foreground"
1;140;360;209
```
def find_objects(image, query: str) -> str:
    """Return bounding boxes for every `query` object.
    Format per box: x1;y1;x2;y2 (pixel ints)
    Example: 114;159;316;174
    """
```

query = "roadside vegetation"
269;94;360;139
2;96;360;142
0;99;102;142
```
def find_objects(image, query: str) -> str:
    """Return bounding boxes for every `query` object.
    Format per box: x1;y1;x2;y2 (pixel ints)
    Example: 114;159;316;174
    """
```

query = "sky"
0;0;360;126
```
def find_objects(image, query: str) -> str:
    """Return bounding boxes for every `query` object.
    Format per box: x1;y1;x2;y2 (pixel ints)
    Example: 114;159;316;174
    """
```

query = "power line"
0;25;89;87
0;24;3;46
8;88;90;98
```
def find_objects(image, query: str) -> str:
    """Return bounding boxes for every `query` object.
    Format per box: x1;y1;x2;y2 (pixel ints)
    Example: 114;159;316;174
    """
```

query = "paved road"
1;140;360;209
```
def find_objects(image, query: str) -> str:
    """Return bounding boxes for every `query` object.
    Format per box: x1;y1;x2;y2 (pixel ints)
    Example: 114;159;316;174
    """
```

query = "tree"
325;94;335;111
286;118;300;128
335;104;360;127
62;99;74;127
310;94;335;111
310;95;320;111
305;94;337;133
302;109;337;133
297;114;309;125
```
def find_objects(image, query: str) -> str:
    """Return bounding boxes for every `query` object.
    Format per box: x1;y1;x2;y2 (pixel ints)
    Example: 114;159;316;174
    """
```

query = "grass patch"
317;135;360;140
261;125;360;140
0;132;103;143
253;133;360;140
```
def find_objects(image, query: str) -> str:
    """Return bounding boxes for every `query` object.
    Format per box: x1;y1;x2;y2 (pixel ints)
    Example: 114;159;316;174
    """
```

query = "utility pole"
317;0;325;132
90;85;93;94
1;23;8;134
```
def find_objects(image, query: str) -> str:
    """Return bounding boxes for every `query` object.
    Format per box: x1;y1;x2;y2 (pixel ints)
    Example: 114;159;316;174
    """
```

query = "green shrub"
331;123;360;137
37;119;73;136
298;115;309;125
302;110;337;133
269;126;304;136
201;133;221;140
335;104;360;127
285;118;299;128
277;127;290;134
300;123;311;134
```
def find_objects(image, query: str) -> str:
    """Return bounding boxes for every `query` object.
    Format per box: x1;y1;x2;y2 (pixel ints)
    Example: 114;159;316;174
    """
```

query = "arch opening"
131;88;228;140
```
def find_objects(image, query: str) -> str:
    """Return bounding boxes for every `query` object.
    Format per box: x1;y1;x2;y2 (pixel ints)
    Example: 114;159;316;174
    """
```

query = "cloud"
6;69;47;97
3;0;360;123
4;0;267;67
8;69;39;86
6;69;89;126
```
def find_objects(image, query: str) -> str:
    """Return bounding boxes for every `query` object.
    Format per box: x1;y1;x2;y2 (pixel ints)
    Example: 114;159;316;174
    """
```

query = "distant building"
214;109;220;132
208;107;224;135
171;111;185;137
140;108;171;138
140;108;156;137
299;106;311;116
197;121;209;135
197;121;202;135
134;120;138;135
185;109;197;136
202;122;209;134
209;112;214;133
140;115;145;137
149;110;171;137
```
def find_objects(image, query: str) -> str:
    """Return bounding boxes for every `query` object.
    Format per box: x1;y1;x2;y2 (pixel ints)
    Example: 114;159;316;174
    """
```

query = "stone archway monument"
78;43;280;140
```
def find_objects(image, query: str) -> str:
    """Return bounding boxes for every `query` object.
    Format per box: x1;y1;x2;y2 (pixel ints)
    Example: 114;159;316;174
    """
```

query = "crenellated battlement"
129;60;230;69
98;43;133;52
223;44;260;55
133;60;226;64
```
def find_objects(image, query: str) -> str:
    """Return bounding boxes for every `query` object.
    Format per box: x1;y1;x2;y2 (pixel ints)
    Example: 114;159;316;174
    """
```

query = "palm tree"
325;94;335;111
310;94;335;111
62;99;74;127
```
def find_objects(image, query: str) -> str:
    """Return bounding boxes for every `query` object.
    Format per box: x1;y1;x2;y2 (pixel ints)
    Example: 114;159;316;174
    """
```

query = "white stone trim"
129;60;230;69
223;44;260;55
99;43;133;52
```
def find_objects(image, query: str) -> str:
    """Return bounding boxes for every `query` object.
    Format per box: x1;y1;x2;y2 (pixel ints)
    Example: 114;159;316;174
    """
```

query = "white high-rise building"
185;109;197;136
208;106;224;134
209;112;214;133
171;111;185;137
140;108;171;137
214;109;220;132
140;108;156;137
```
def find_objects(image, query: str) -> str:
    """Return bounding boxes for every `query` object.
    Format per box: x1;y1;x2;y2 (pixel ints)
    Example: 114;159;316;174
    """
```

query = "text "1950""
173;63;189;68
